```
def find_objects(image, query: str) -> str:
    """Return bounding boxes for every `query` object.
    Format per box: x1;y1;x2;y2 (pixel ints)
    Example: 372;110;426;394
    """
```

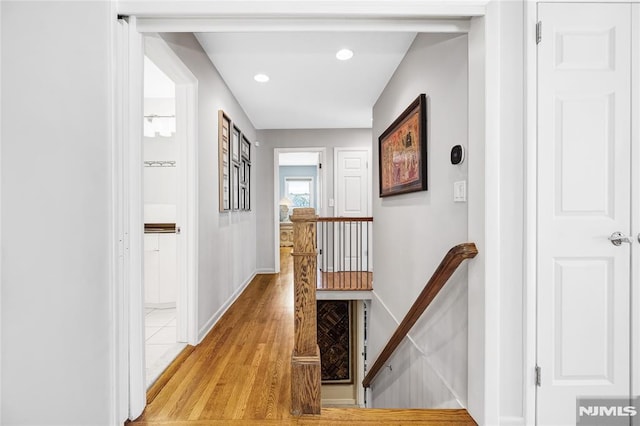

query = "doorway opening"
138;34;199;398
274;148;326;272
117;9;494;423
142;54;187;386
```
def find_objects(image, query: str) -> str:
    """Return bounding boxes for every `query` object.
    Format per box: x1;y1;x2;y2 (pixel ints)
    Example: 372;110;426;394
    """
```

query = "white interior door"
537;4;631;426
336;149;369;218
335;149;371;271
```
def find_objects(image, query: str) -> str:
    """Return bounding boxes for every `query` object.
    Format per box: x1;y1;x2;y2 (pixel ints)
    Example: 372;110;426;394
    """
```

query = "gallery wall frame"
218;110;231;211
218;110;252;211
378;93;428;197
231;125;241;165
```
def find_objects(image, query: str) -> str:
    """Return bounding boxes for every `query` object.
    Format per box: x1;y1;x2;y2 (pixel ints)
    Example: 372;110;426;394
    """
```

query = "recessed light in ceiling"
254;73;270;83
336;48;354;61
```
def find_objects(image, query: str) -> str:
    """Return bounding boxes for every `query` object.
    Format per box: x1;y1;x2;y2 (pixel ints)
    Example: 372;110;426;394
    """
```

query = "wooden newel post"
290;207;321;415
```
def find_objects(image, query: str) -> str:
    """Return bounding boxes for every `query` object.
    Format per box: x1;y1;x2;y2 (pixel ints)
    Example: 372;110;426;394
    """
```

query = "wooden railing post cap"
290;208;318;222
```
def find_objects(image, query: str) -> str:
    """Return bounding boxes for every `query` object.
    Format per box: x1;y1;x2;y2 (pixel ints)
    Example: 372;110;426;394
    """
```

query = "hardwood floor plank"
131;247;475;425
147;345;196;405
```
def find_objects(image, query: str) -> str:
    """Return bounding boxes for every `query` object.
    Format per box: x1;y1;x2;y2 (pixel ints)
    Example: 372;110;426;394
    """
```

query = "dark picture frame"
378;94;427;197
231;125;241;164
232;164;240;211
241;135;251;161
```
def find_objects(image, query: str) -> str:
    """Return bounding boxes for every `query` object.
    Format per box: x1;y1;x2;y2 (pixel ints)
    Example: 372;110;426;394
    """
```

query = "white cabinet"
280;222;293;247
144;233;177;307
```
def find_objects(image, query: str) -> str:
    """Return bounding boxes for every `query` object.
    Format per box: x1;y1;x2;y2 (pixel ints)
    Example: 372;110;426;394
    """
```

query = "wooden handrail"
317;216;373;222
362;242;478;388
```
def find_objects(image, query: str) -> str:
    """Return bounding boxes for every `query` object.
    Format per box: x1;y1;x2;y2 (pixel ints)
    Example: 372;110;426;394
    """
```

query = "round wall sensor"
451;145;465;165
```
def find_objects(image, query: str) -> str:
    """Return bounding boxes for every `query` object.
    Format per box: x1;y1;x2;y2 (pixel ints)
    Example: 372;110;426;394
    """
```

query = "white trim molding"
135;18;471;34
114;15;147;421
523;2;538;426
632;2;640;403
117;1;488;19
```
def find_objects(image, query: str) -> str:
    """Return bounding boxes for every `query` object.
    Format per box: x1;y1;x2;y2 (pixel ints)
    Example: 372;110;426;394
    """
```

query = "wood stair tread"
132;407;475;425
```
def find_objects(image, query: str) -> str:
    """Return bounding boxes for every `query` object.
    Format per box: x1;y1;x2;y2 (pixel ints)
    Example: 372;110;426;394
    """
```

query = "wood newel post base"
291;347;321;415
290;208;321;415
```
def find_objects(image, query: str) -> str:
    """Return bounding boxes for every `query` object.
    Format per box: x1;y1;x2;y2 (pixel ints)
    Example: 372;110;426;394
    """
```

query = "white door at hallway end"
334;148;371;271
335;148;370;218
536;3;633;426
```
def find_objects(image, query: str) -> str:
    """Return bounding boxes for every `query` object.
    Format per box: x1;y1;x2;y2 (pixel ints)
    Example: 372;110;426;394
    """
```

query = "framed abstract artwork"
378;94;427;197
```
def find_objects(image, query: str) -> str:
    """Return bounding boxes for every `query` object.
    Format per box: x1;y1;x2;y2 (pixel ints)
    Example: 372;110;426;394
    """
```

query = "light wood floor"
131;248;475;425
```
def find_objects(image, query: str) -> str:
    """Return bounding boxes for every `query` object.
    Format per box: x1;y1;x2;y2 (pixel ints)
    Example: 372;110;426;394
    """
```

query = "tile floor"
145;307;186;388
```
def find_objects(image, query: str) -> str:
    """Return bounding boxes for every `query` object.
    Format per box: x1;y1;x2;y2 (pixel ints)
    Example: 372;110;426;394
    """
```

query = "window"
285;177;314;208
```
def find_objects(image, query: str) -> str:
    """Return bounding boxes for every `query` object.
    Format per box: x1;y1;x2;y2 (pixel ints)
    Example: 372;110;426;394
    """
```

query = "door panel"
537;4;631;426
335;149;370;271
336;150;368;217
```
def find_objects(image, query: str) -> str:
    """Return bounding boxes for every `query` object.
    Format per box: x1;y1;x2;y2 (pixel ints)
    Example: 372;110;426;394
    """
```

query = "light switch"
454;181;467;202
329;198;335;207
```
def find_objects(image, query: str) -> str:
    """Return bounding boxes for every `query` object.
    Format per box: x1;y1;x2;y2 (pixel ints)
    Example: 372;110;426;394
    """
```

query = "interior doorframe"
524;2;538;425
144;33;199;347
114;19;199;422
273;147;327;273
632;2;640;405
114;3;504;424
523;3;640;425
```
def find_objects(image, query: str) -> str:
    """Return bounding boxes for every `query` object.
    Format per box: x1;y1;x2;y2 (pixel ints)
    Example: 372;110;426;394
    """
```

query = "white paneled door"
537;3;632;425
335;149;371;271
336;149;369;218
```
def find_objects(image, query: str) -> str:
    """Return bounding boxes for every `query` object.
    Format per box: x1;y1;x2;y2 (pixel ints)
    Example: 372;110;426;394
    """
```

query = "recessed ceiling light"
336;48;354;61
254;73;270;83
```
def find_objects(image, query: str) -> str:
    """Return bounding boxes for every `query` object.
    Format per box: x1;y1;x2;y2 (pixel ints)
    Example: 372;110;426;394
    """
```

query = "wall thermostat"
450;145;465;165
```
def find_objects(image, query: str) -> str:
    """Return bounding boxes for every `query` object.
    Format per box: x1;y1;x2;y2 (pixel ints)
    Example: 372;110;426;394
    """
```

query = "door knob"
609;232;632;246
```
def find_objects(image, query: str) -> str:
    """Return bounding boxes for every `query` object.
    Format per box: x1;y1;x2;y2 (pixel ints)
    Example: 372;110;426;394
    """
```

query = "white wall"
159;33;258;339
255;128;371;271
144;98;178;223
1;2;113;424
369;33;469;408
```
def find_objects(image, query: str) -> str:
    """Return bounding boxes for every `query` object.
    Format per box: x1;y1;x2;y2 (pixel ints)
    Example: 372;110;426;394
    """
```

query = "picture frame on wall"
378;93;428;197
218;112;252;212
244;163;251;210
231;125;241;164
241;135;251;161
232;164;240;210
218;110;232;211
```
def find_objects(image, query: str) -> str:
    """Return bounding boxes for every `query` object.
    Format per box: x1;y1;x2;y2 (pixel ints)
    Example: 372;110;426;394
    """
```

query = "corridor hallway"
131;248;475;425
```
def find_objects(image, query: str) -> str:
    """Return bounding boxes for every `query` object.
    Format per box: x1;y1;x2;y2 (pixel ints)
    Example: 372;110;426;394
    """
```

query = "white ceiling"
195;32;417;129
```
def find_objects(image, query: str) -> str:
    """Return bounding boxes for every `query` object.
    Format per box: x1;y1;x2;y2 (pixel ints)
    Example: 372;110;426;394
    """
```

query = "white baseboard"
499;416;525;426
198;272;256;342
255;268;276;274
144;302;176;309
